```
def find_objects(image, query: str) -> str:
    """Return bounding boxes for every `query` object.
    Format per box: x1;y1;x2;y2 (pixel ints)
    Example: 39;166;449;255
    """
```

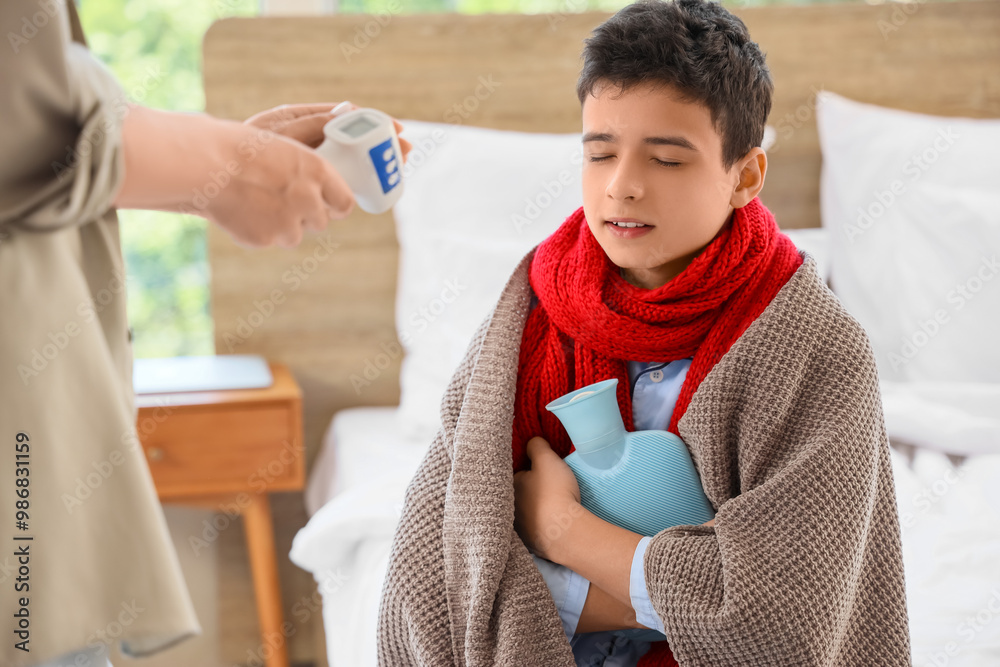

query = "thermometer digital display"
315;107;405;214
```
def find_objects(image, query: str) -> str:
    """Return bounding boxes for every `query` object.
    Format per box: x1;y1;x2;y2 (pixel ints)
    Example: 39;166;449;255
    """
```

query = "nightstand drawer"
138;404;303;499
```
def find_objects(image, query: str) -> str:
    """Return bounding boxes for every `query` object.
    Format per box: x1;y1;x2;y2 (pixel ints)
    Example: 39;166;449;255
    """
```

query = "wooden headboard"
203;2;1000;467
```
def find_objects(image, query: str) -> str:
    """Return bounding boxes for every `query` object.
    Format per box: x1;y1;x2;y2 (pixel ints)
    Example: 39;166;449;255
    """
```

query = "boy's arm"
556;509;717;630
577;581;641;632
549;505;642;612
514;436;716;634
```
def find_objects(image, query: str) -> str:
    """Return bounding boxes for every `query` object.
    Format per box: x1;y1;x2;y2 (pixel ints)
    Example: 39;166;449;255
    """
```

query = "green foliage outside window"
79;0;257;358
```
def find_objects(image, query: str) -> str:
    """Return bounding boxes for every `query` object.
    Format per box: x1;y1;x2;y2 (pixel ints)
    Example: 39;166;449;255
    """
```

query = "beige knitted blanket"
377;249;912;666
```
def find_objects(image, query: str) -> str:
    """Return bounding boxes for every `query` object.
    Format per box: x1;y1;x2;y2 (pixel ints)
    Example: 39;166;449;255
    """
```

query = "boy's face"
581;81;764;289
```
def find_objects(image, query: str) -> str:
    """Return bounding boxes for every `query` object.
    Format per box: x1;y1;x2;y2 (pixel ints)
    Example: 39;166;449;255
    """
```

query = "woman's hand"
244;102;353;148
199;120;354;246
114;102;414;249
513;436;585;562
244;101;413;161
114;105;354;246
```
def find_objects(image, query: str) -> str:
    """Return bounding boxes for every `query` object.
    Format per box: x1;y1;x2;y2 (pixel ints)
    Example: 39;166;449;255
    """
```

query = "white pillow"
816;91;1000;383
880;380;1000;456
762;124;776;152
781;227;830;284
392;121;585;440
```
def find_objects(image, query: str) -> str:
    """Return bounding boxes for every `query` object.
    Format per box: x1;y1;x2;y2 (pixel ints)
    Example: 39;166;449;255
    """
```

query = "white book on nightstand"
133;354;274;394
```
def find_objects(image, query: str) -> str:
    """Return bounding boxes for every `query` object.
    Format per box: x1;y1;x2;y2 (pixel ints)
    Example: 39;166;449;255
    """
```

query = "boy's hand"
513;437;584;562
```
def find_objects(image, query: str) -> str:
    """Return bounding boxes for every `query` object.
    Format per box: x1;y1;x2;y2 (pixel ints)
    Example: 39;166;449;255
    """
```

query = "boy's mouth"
605;218;654;239
606;217;652;227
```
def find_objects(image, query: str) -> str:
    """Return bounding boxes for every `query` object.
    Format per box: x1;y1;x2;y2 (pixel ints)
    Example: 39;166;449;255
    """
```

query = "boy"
509;0;790;663
378;1;911;665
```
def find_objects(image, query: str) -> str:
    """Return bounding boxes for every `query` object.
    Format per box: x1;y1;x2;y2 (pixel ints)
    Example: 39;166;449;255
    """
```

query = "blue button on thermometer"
316;107;404;214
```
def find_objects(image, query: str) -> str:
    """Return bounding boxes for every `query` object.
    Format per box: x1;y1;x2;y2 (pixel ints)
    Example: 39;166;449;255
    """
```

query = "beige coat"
0;1;200;663
377;250;912;666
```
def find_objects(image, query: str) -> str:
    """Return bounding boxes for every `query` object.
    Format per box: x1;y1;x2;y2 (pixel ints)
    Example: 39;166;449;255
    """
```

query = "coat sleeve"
0;0;126;235
641;299;911;666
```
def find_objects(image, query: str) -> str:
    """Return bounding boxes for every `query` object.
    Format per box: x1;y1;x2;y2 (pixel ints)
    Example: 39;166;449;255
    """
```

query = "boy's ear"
729;147;767;208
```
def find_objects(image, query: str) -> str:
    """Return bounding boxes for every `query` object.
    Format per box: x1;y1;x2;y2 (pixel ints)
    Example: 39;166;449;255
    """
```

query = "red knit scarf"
511;197;802;664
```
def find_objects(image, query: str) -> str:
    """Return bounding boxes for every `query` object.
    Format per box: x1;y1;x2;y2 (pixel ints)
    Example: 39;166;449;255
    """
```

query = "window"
80;0;258;358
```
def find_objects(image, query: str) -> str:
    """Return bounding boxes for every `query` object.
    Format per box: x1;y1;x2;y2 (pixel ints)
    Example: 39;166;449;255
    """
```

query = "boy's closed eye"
587;154;682;167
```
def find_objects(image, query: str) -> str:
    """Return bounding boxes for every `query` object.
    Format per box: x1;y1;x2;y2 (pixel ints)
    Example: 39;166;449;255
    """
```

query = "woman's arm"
113;104;355;248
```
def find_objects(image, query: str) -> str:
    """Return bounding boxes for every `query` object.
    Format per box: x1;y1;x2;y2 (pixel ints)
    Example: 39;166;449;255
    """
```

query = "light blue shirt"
531;357;693;666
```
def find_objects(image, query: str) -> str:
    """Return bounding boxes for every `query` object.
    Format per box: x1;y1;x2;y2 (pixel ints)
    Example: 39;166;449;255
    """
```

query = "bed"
201;3;1000;665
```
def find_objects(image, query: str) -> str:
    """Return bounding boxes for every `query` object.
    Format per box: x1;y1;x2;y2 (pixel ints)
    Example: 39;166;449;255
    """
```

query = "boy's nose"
605;161;644;202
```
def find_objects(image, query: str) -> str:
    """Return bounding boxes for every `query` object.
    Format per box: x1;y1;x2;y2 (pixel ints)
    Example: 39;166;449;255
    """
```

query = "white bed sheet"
303;406;431;517
895;449;1000;666
293;405;1000;667
293;407;432;667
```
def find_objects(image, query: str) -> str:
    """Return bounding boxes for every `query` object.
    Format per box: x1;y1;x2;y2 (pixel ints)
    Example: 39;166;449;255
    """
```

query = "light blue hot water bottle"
544;378;716;644
545;377;716;540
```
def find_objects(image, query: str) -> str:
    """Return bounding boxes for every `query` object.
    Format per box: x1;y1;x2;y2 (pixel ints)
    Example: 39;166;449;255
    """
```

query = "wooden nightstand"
135;362;303;667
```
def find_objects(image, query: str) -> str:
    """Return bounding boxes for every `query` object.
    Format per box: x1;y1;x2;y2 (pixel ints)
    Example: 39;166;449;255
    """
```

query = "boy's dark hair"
577;0;773;171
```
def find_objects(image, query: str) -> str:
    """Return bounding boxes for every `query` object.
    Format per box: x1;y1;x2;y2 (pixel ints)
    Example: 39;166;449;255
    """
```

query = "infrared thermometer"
315;106;405;214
